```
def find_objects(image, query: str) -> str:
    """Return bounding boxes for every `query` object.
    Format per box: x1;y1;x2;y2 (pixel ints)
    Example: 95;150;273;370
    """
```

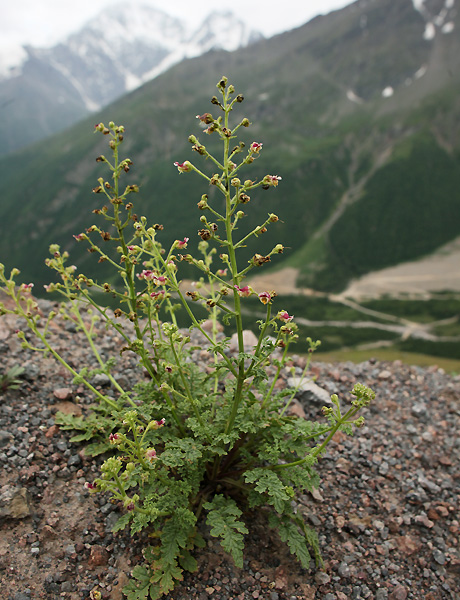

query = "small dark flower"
251;254;271;266
196;113;214;124
198;229;211;241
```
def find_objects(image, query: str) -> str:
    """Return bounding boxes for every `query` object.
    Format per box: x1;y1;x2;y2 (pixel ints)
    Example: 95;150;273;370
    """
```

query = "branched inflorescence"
0;77;374;600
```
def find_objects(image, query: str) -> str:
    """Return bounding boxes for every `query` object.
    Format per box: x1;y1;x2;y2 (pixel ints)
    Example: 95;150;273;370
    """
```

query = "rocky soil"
0;296;459;600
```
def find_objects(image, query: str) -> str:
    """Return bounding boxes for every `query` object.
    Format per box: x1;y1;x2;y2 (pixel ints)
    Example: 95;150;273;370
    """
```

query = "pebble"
432;549;446;565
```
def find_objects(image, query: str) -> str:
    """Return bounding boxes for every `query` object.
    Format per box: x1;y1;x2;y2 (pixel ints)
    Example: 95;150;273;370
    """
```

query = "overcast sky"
2;0;352;48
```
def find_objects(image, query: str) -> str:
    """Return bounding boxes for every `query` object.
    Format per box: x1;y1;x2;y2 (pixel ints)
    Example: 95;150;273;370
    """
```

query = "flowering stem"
169;336;210;439
260;343;289;409
245;304;272;379
269;407;358;471
278;349;315;418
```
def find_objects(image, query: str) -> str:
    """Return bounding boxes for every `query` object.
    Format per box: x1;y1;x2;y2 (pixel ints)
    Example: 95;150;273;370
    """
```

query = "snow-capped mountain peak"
0;3;262;108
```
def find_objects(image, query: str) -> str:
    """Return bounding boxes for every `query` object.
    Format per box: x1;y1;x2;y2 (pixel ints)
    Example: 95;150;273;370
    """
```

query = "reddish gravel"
0;297;459;600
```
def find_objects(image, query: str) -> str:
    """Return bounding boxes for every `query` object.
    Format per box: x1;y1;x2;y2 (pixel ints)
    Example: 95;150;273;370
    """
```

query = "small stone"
338;562;350;577
229;329;258;353
432;549;446;565
45;425;59;438
92;373;111;387
67;454;81;467
64;544;76;556
310;487;324;502
287;378;331;406
22;363;40;380
40;525;58;540
395;535;420;555
0;485;31;519
88;544;109;568
0;430;13;448
201;319;223;333
269;593;279;600
53;387;73;400
274;566;288;589
315;572;331;585
375;590;388;600
389;586;408;600
378;369;391;380
414;514;434;528
436;505;449;517
411;403;427;417
287;400;306;419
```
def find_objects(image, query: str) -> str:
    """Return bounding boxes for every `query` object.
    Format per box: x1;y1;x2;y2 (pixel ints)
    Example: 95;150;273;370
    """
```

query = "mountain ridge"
0;3;262;156
1;0;459;296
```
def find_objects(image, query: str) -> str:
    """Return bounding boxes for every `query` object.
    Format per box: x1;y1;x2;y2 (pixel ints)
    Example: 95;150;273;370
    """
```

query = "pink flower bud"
145;448;158;462
277;311;293;323
175;237;189;249
262;175;282;187
249;142;263;154
258;291;273;305
234;285;253;297
174;161;192;174
153;275;168;286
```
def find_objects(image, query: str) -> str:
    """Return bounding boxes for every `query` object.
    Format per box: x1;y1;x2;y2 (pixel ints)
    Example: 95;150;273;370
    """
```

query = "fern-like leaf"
204;495;248;568
268;513;312;569
244;468;292;513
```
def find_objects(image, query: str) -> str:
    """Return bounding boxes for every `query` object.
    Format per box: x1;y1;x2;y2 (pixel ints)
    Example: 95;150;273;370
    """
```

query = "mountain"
0;0;459;295
0;3;261;156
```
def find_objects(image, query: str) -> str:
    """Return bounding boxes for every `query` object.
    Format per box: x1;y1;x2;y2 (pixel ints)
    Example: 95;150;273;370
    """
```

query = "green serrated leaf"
244;468;291;513
123;566;151;600
84;441;112;456
69;431;94;443
179;549;198;572
204;495;248;568
161;439;203;468
112;512;132;533
282;523;311;568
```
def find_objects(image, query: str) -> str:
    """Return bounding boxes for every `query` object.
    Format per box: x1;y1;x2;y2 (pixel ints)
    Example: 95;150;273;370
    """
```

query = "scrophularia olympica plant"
0;77;374;600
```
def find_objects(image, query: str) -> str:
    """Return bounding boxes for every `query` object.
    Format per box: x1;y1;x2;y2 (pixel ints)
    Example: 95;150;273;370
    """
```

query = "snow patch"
0;44;27;79
412;0;425;14
382;87;394;98
442;21;455;33
346;89;364;104
415;65;427;79
423;22;436;39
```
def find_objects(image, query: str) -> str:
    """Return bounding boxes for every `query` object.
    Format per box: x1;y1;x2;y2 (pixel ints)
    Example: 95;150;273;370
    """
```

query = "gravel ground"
0;296;459;600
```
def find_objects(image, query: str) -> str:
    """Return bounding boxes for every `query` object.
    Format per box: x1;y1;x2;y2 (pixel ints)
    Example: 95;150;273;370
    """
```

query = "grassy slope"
0;0;459;296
